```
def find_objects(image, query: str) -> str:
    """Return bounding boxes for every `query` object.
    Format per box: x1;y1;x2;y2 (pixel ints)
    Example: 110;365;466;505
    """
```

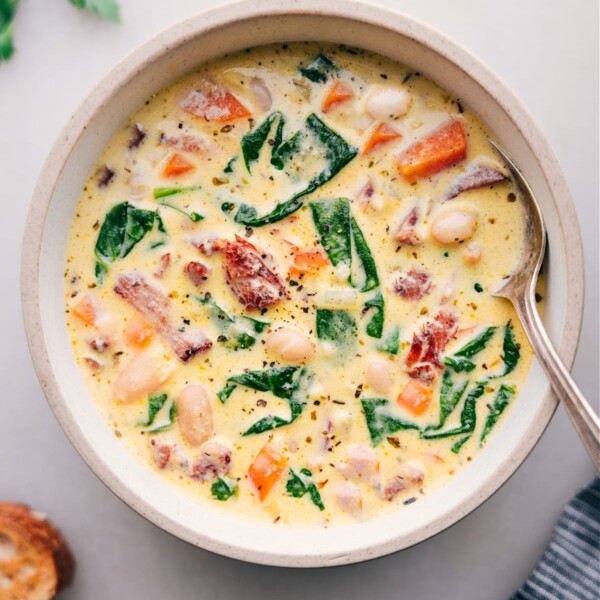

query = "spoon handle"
512;290;600;471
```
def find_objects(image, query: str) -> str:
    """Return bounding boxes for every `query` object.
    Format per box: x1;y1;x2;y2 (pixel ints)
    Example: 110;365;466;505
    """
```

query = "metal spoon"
489;140;600;470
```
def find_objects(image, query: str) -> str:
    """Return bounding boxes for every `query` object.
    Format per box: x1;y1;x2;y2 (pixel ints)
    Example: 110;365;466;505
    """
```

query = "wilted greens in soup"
64;43;533;527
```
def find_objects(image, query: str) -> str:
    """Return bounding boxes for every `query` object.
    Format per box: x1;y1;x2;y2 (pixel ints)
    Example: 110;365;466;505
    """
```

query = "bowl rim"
21;0;584;567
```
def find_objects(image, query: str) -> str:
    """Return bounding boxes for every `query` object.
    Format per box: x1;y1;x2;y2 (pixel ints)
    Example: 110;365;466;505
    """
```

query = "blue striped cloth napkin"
512;478;600;600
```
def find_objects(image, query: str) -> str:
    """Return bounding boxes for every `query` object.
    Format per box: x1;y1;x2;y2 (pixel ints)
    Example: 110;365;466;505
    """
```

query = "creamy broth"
64;43;534;527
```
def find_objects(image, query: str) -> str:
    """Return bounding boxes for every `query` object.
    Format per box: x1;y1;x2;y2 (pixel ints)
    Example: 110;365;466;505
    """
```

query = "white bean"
265;328;315;362
250;77;272;112
365;86;412;121
177;384;214;447
431;209;477;244
114;348;175;403
366;357;393;394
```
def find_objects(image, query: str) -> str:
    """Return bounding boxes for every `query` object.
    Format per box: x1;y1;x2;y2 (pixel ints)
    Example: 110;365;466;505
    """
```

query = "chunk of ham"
128;123;146;150
355;178;380;212
406;309;458;382
383;463;425;501
180;80;250;122
389;268;431;301
159;132;208;153
184;261;210;287
153;253;171;279
445;163;507;200
151;440;174;469
338;445;379;484
87;336;109;353
393;204;421;246
114;273;212;361
196;235;288;310
333;482;362;513
189;440;232;481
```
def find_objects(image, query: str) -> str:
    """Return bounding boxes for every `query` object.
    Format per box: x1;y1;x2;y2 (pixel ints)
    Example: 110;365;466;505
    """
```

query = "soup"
64;43;533;527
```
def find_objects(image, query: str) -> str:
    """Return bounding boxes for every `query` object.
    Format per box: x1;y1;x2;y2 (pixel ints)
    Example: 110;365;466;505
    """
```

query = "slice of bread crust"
0;503;74;600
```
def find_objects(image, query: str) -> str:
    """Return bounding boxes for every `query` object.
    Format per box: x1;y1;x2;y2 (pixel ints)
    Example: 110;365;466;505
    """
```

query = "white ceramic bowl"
21;0;584;567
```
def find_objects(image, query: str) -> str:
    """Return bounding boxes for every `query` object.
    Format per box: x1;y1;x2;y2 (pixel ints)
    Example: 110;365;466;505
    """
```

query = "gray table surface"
1;0;597;598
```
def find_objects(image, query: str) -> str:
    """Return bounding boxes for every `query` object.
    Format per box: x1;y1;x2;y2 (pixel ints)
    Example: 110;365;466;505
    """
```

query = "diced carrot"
123;314;155;347
248;443;287;501
289;251;329;276
397;120;467;181
396;379;433;416
362;122;402;154
73;293;98;326
213;90;251;122
163;154;195;178
321;81;354;113
181;86;251;122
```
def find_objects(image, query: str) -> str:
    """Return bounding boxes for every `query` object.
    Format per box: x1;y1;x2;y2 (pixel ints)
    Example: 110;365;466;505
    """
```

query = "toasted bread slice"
0;503;74;599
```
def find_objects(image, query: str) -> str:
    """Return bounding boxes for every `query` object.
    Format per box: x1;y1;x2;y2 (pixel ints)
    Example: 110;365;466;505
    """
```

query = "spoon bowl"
490;140;600;470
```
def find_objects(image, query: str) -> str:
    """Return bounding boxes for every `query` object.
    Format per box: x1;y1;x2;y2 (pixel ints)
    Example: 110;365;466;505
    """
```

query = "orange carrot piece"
396;379;433;416
163;154;195;177
73;293;99;326
322;81;354;113
289;251;329;276
124;314;155;347
362;122;402;154
181;86;251;122
214;90;251;122
396;120;466;181
248;443;287;501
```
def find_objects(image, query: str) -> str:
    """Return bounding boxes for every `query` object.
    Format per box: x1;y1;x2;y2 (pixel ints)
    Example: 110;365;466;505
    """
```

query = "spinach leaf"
217;383;236;403
361;398;420;446
69;0;120;22
199;296;269;350
211;477;237;501
299;53;338;83
425;370;469;432
158;201;203;222
271;131;302;170
242;316;270;333
444;326;497;373
316;309;357;344
377;327;400;355
225;366;299;398
364;292;384;338
310;198;379;292
241;112;279;172
443;356;477;373
351;217;379;291
233;199;304;227
140;393;175;433
421;383;485;440
218;367;311;435
286;468;325;511
232;114;357;227
500;321;520;375
199;296;235;324
309;199;352;267
304;114;358;192
241;111;301;173
94;201;163;281
480;383;516;443
153;186;200;199
0;0;18;61
451;435;471;454
223;156;237;173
